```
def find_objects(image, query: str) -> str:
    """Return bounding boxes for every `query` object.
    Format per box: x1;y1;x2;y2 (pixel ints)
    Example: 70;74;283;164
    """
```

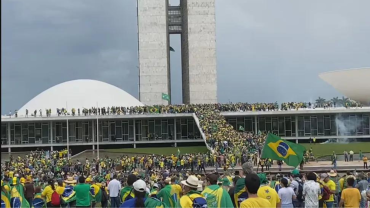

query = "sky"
2;0;370;114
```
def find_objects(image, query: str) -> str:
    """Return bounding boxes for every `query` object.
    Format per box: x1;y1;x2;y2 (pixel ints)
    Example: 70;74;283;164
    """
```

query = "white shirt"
278;187;296;205
108;179;122;197
303;180;321;208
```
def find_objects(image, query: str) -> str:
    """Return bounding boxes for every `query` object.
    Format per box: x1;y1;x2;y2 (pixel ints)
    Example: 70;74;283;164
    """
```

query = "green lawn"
106;146;208;155
301;142;370;157
104;142;370;157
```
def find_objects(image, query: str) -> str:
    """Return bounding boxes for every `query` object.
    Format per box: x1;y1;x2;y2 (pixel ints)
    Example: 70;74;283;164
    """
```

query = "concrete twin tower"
137;0;217;105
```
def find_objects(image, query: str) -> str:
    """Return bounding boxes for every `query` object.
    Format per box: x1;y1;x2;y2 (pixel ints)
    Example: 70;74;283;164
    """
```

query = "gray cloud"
2;0;370;113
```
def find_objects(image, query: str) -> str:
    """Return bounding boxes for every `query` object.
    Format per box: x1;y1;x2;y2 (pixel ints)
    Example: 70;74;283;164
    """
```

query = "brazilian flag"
149;106;159;113
62;186;76;204
1;191;11;208
10;178;30;208
32;193;45;208
261;133;306;167
145;197;164;208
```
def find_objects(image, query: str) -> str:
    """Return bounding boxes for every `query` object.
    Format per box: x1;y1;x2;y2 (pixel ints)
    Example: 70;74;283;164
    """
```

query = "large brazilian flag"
62;186;76;204
32;193;45;208
261;133;306;167
1;191;11;208
10;178;30;208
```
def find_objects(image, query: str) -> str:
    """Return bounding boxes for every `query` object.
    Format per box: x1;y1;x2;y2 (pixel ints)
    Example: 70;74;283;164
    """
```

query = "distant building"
137;0;217;105
319;67;370;104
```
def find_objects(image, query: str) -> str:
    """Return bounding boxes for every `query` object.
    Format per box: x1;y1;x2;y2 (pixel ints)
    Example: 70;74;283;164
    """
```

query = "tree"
315;97;326;107
331;97;340;107
340;96;349;106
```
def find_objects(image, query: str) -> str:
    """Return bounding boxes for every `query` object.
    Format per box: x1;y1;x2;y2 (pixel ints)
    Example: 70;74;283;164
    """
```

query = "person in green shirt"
157;178;177;208
74;176;91;208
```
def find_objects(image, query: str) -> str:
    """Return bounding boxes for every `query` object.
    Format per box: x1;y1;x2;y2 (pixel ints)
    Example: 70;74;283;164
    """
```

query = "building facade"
137;0;217;105
2;108;370;152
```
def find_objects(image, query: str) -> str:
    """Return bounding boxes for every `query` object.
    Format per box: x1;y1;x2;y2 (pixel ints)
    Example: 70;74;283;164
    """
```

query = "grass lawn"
301;142;370;157
106;146;208;155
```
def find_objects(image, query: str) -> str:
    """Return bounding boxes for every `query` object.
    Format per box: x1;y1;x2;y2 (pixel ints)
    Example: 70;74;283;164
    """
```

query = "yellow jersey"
257;186;280;208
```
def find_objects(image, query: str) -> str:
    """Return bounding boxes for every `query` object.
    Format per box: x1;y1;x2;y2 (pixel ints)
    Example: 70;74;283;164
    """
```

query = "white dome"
18;79;143;115
319;68;370;104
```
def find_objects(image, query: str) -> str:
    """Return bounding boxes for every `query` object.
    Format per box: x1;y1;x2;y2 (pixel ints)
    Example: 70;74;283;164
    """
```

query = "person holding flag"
1;180;11;208
10;177;30;208
156;177;178;208
261;133;306;168
201;173;233;208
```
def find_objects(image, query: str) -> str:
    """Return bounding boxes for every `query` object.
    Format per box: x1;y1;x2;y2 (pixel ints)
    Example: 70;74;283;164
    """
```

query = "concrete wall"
181;0;217;104
138;0;170;105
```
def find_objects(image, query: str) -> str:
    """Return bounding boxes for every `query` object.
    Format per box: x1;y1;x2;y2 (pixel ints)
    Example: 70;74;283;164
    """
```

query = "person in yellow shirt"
176;175;206;208
56;180;65;195
339;177;361;208
41;179;57;206
240;173;271;208
171;177;182;199
257;174;280;208
363;156;368;169
321;173;336;208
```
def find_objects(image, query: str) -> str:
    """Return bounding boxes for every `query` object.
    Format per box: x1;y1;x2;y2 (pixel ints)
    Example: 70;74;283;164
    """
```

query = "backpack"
192;197;208;208
51;191;61;206
321;185;331;201
296;181;304;202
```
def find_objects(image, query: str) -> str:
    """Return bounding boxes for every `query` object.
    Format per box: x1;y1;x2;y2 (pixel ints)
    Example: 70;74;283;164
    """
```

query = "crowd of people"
2;150;370;208
8;97;364;118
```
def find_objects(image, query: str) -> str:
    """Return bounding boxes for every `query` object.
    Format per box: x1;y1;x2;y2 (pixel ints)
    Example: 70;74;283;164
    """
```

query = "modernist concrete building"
319;68;370;104
137;0;217;105
2;107;370;152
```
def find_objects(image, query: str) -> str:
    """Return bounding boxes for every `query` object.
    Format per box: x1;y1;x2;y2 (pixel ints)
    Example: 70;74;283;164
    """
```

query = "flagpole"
259;133;270;159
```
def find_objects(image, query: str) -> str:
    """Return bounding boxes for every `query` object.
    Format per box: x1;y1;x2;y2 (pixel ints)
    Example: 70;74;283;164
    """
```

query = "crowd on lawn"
2;149;370;208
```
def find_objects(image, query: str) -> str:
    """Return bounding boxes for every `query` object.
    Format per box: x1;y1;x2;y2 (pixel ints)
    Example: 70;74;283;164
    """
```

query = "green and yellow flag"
1;190;11;208
261;133;305;167
162;93;170;101
10;177;30;208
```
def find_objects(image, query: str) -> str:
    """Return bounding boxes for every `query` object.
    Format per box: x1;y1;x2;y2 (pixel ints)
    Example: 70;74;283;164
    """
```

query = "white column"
8;123;11;146
336;115;339;136
50;121;53;151
67;119;69;160
50;121;53;144
174;118;177;141
92;120;95;143
93;145;95;150
254;116;258;133
295;115;298;137
96;117;99;159
133;119;136;148
8;147;11;153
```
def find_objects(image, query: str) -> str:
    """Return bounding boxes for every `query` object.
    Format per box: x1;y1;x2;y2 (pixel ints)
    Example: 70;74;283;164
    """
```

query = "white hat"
181;175;199;189
153;183;159;188
133;179;147;192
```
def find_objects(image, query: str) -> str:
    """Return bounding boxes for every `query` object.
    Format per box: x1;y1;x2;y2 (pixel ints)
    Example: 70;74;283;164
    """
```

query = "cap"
133;179;146;192
291;169;300;176
320;173;329;179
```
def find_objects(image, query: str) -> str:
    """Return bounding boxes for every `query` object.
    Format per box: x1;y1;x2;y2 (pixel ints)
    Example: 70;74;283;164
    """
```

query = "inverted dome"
319;68;370;104
18;79;143;115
